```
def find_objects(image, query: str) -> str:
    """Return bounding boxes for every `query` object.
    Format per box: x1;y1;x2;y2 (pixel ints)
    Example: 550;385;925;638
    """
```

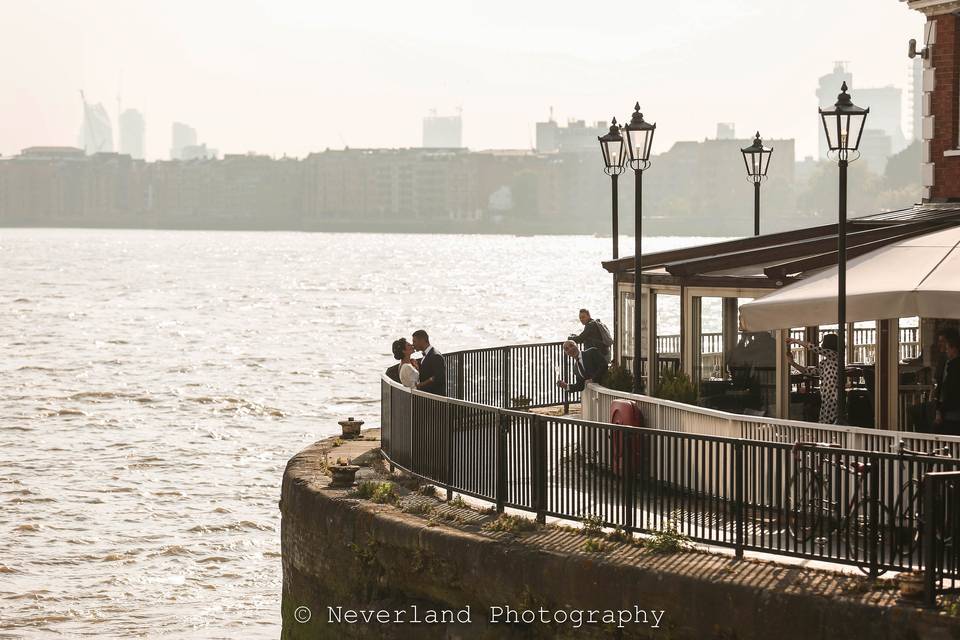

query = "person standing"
935;331;960;436
786;334;840;425
412;330;446;396
385;339;403;383
556;340;608;393
569;309;612;361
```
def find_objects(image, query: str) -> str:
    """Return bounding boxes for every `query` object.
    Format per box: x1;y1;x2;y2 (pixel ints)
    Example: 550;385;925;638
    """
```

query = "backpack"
594;319;614;347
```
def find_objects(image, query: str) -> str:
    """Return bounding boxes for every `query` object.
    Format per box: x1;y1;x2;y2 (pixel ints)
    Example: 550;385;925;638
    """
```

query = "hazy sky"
2;1;924;161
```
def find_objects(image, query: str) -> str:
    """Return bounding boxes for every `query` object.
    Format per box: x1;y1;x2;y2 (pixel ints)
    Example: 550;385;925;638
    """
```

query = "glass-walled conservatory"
603;207;960;431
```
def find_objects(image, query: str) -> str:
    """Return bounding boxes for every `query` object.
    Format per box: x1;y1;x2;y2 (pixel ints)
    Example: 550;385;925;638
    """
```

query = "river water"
0;228;713;638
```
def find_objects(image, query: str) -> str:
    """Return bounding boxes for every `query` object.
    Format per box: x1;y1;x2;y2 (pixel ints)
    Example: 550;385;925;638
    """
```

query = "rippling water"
0;228;712;638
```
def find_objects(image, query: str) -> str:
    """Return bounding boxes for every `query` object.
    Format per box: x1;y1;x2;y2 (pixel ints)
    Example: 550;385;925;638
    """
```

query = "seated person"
556;340;608;393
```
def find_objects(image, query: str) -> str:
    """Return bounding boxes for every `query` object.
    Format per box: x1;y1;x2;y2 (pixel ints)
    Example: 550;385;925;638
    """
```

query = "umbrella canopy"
739;226;960;330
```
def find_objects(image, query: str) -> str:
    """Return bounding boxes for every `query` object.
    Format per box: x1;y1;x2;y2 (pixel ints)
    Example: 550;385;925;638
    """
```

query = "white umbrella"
739;226;960;330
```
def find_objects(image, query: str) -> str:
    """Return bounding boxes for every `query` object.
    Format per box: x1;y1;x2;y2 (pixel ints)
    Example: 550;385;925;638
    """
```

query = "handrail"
584;382;960;452
380;340;960;588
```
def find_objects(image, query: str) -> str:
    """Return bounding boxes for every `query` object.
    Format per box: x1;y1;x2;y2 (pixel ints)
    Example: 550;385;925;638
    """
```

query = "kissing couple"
386;329;446;396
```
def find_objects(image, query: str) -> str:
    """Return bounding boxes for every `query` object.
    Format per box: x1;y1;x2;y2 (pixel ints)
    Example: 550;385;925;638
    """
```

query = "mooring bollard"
338;416;364;439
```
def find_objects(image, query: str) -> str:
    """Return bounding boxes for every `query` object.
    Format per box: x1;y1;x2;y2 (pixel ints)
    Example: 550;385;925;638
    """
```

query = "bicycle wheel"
893;479;922;562
787;467;824;543
848;498;891;576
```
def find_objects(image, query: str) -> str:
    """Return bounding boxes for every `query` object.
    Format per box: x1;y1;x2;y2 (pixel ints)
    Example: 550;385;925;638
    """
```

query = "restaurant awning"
739;226;960;330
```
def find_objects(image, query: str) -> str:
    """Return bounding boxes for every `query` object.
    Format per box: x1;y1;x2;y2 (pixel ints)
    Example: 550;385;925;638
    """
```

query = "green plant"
510;395;532;410
583;538;606;553
647;512;689;553
654;370;697;404
560;443;598;467
482;514;538;534
449;495;468;508
601;364;635;393
353;481;399;505
581;514;604;538
607;526;632;544
401;501;435;516
416;484;437;497
332;437;344;447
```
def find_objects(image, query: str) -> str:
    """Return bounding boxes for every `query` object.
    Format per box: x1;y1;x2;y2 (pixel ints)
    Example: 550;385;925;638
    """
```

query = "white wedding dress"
399;362;419;389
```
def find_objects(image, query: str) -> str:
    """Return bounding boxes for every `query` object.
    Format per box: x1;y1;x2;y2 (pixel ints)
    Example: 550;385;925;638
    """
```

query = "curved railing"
380;341;960;592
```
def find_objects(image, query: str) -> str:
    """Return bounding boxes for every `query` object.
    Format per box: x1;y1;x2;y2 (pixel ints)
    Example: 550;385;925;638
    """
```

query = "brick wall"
928;13;960;200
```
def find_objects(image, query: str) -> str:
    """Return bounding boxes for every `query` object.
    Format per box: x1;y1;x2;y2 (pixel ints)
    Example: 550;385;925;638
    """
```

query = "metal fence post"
734;440;744;561
457;357;464;401
444;401;453;493
923;474;937;608
624;430;636;530
503;347;511;409
496;412;508;513
533;415;548;524
869;452;880;579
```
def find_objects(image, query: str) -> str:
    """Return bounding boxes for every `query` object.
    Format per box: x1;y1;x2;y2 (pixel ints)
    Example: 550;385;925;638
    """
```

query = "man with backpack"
568;308;613;362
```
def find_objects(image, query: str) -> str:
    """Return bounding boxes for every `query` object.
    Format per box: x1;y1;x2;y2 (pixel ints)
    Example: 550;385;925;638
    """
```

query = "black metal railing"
443;341;580;410
924;471;960;605
381;341;960;600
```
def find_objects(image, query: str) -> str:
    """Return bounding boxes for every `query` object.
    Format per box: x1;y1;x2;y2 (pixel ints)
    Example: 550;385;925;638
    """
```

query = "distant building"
119;109;146;159
535;118;608;154
181;144;217;161
857;86;907;154
422;112;462;148
816;62;907;163
859;129;894;174
79;97;114;154
0;146;148;225
816;62;853;160
170;122;198;160
716;123;736;140
645;136;797;235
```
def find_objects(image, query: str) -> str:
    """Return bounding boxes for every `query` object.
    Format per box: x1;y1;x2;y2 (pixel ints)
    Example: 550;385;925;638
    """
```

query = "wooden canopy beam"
763;222;960;280
662;218;952;278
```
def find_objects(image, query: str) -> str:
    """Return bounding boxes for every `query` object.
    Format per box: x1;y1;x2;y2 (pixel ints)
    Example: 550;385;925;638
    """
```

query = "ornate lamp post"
598;118;626;259
622;103;656;393
740;132;773;236
598;118;626;367
819;82;869;423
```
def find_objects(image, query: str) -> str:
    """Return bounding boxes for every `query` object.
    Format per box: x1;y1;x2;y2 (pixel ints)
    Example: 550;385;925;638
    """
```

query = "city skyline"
3;1;923;161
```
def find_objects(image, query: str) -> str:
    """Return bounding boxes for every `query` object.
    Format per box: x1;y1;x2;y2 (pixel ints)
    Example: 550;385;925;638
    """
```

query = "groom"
412;329;446;396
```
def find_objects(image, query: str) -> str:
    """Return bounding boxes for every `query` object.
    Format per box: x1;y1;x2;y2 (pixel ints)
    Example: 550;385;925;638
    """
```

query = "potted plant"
897;570;924;601
329;457;360;488
654;370;697;404
511;395;532;411
338;416;364;439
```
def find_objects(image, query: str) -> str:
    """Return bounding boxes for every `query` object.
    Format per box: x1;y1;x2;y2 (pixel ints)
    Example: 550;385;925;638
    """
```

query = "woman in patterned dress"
787;334;840;425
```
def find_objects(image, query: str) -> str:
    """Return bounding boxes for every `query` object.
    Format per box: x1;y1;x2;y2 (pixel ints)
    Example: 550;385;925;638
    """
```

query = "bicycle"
891;440;953;562
787;440;889;575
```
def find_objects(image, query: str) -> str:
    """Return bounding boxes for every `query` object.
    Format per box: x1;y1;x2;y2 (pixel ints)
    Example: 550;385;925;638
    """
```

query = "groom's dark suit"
417;346;447;396
568;347;608;393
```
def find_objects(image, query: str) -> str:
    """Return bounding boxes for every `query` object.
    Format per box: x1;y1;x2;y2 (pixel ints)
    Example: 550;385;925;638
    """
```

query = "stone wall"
281;439;960;640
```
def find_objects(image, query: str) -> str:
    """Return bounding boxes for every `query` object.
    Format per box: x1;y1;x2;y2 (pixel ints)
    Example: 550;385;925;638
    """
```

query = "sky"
1;0;925;161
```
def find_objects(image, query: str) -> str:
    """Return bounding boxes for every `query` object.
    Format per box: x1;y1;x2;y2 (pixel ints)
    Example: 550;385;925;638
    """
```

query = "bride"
391;338;420;388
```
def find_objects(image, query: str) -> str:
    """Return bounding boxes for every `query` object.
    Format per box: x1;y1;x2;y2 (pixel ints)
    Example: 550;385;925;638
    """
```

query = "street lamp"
598;118;626;259
740;132;773;236
819;81;869;424
598;118;626;367
623;103;656;393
